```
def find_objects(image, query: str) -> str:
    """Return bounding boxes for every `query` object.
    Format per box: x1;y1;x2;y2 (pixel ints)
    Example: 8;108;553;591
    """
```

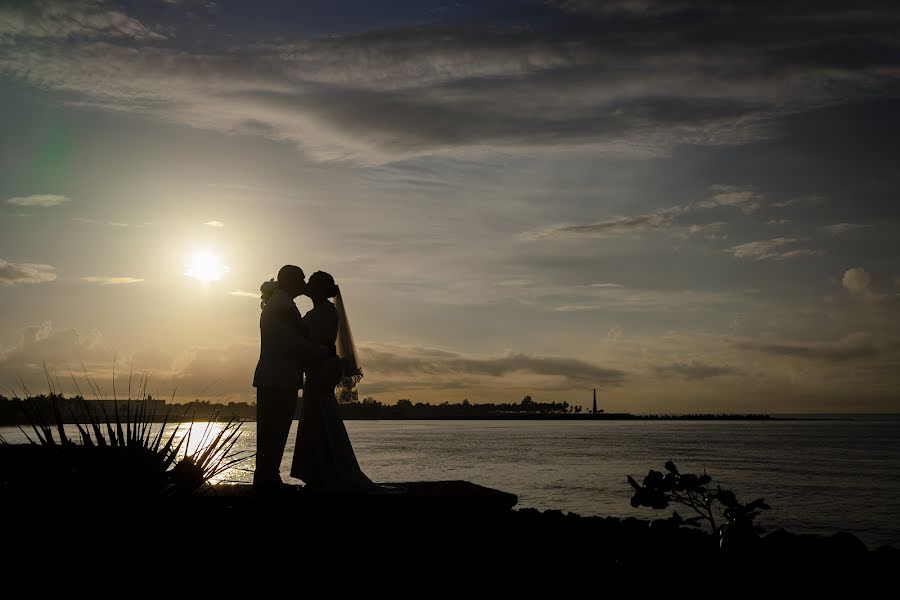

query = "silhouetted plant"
168;410;249;496
4;368;251;498
627;461;770;550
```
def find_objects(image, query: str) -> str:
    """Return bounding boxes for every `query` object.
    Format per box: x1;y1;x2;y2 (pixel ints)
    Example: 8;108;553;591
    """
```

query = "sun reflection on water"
168;421;249;485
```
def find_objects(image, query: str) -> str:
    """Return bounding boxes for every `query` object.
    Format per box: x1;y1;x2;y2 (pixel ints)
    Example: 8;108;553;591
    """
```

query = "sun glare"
185;250;228;282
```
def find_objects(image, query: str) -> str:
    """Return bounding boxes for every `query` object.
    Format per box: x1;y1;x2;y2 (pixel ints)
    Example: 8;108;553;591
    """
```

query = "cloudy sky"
1;0;899;412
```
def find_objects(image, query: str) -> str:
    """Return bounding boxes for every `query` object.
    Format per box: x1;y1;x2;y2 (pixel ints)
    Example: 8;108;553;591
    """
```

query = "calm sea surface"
3;416;899;548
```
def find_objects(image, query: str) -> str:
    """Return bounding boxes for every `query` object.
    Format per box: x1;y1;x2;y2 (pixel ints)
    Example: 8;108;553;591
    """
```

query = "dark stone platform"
191;480;518;515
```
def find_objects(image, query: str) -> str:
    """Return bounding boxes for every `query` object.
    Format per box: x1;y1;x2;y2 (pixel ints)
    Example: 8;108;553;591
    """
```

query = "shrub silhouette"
627;461;770;551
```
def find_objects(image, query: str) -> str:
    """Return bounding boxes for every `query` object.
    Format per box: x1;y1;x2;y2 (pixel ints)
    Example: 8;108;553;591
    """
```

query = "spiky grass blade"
49;393;70;445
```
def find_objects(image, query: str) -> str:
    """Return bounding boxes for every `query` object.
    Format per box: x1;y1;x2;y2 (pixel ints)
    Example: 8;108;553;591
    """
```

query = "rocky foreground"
4;480;897;591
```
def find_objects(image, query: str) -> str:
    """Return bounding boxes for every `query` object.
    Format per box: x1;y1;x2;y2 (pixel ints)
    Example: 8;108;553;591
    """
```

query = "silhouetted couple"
251;265;376;494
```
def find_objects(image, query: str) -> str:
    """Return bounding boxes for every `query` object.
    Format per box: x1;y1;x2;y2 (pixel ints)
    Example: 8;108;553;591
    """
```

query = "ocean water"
3;416;899;548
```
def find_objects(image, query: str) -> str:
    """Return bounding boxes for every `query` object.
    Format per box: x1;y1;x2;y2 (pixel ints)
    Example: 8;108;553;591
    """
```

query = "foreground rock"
4;480;896;590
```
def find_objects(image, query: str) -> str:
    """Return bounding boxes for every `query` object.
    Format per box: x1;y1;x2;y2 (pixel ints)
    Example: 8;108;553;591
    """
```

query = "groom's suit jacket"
253;288;328;390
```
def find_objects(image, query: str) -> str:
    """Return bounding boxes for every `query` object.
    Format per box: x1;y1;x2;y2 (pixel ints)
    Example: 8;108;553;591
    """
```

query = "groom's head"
277;264;306;298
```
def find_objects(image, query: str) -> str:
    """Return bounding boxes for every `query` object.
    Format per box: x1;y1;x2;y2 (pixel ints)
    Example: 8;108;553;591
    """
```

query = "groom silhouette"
252;265;330;492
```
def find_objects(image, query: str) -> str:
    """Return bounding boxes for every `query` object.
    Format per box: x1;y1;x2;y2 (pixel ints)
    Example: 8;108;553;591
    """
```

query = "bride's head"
306;271;338;302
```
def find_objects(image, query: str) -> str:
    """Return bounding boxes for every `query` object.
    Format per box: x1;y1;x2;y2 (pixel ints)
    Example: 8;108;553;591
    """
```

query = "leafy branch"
627;461;770;547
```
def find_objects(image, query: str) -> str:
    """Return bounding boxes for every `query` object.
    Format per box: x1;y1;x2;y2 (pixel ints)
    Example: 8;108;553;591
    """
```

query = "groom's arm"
266;305;330;361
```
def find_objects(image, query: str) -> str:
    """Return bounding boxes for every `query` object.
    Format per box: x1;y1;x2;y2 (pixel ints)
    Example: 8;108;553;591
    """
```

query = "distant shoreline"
3;394;878;426
339;413;781;421
337;414;852;421
4;413;859;425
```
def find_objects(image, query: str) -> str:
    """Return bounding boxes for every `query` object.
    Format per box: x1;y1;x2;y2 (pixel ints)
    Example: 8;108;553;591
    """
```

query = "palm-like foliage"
3;367;252;499
168;409;249;496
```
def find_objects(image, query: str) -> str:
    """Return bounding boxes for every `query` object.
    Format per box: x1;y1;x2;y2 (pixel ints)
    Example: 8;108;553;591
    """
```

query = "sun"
185;250;228;282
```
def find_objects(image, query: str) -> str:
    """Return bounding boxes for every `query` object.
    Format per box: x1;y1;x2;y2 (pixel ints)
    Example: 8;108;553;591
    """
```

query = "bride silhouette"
290;271;378;491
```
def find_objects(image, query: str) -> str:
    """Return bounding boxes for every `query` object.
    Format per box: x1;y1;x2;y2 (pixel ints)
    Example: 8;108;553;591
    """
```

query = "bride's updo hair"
307;271;338;299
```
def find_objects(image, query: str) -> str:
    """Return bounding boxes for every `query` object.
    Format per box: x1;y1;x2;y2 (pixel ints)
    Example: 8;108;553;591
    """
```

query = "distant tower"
592;388;597;415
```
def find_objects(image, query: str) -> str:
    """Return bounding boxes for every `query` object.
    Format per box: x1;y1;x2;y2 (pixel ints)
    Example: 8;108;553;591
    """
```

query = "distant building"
591;389;603;415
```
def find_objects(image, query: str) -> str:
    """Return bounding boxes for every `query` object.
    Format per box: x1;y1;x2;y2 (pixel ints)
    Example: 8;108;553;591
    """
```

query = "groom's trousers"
253;386;299;485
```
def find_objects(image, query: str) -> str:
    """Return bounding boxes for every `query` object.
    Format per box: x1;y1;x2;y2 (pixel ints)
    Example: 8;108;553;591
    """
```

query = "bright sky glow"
185;250;228;283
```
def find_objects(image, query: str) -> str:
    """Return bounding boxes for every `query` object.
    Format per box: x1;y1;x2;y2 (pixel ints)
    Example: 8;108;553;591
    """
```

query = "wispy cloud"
822;223;867;235
695;185;763;214
778;249;824;259
111;341;631;402
0;0;164;41
81;276;143;285
554;305;609;312
655;361;742;380
0;321;109;372
359;343;627;389
1;3;897;162
6;194;70;207
680;221;728;240
229;290;259;299
0;259;57;285
523;189;743;242
735;334;880;362
551;287;741;313
523;207;684;239
204;221;225;228
726;238;822;261
771;195;825;209
72;217;128;227
524;181;812;243
497;279;533;287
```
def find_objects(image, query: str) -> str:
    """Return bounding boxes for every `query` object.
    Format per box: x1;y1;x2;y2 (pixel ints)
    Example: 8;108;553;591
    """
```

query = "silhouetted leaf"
684;516;705;527
644;470;664;488
664;461;679;475
650;491;669;509
746;498;770;511
718;489;738;508
679;473;700;491
662;472;677;491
